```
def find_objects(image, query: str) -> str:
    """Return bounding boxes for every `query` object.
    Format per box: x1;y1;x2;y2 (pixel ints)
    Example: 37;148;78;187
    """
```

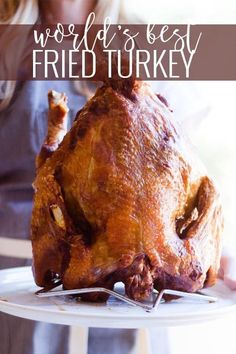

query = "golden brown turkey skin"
31;81;223;301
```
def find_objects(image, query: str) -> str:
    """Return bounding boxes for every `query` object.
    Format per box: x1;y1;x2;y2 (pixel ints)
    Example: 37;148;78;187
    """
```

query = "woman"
0;1;138;354
0;1;235;354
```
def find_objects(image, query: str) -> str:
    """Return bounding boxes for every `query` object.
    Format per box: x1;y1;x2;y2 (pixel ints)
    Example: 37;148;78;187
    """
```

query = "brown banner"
0;24;235;80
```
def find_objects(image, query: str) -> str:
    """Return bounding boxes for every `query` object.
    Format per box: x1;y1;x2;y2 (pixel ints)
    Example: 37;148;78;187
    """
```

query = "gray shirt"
0;80;136;354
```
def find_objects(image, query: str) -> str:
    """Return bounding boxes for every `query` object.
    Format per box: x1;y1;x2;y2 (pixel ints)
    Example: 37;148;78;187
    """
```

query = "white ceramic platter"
0;267;236;328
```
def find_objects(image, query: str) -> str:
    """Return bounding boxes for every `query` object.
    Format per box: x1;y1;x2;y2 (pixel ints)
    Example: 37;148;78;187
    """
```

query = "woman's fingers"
219;252;236;290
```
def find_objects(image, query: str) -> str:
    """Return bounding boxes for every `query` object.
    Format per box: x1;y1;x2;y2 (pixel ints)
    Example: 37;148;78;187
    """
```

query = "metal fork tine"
152;289;218;311
36;286;218;312
37;287;152;311
35;280;62;295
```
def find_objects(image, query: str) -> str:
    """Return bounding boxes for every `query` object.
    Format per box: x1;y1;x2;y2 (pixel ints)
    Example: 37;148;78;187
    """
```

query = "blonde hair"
0;0;134;110
0;0;39;110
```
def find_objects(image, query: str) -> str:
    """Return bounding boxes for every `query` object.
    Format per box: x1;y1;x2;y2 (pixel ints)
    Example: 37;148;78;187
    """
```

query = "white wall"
125;0;236;23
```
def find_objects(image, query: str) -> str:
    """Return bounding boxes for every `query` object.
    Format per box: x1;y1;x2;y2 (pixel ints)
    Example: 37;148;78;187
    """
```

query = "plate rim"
0;266;236;325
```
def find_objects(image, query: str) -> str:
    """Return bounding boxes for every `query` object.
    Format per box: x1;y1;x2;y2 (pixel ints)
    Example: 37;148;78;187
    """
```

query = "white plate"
0;266;236;328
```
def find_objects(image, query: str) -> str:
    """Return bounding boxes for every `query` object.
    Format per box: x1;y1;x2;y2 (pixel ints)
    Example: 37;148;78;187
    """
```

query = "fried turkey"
31;81;223;301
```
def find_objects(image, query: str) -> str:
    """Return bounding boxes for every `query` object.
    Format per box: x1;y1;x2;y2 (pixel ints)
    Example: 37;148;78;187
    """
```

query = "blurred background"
125;0;236;23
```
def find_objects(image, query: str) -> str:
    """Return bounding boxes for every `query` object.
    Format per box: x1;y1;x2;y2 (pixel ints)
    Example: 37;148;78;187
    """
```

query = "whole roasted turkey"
31;80;223;301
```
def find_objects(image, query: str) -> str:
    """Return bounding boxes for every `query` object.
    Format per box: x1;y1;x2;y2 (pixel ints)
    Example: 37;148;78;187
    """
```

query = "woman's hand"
218;246;236;290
